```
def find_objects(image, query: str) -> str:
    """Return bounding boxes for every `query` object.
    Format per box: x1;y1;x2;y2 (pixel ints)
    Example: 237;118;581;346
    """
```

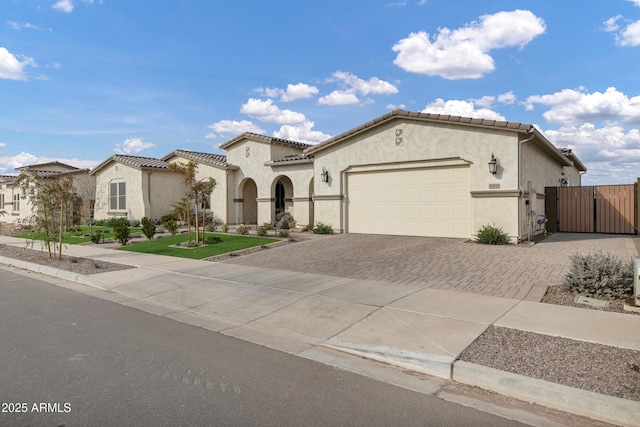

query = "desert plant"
113;218;131;246
313;222;334;234
562;251;633;300
222;223;229;233
278;229;290;238
276;212;296;230
236;224;249;235
90;230;103;244
141;217;156;240
129;219;141;227
163;219;179;235
474;224;510;245
204;235;223;245
256;226;267;236
205;222;218;232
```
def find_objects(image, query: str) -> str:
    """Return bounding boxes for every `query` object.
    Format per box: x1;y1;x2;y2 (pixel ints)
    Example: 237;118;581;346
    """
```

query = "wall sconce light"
321;167;329;183
488;154;498;175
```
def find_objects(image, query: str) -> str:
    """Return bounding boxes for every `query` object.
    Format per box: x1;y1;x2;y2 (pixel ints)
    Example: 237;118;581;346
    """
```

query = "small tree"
194;177;217;245
169;160;197;244
20;174;77;259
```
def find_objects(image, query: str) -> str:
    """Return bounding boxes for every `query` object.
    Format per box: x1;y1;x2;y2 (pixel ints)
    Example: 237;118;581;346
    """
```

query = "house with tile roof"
88;110;586;242
0;161;94;224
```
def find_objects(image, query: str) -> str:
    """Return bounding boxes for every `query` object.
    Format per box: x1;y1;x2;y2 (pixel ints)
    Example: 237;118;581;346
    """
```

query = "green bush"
129;219;141;227
113;218;131;246
205;222;218;232
222;223;229;233
256;226;268;236
474;224;510;245
163;219;178;235
160;213;178;224
562;252;633;300
278;229;290;238
205;235;223;245
313;222;334;234
90;230;103;244
141;217;156;240
236;225;249;235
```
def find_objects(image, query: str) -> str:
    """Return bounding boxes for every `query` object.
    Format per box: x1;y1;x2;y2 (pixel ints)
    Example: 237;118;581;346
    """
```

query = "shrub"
222;223;229;233
256;226;268;236
276;212;296;229
161;213;178;223
163;219;178;235
205;223;218;232
236;224;249;235
141;217;156;240
474;224;510;245
313;222;334;234
90;230;103;244
205;235;223;245
112;218;131;246
562;252;633;300
278;229;290;238
129;219;141;227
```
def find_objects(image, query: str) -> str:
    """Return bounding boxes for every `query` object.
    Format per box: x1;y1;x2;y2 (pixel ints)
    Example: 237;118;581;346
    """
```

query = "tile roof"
219;132;311;150
90;154;170;175
15;161;80;172
0;175;17;183
304;109;533;156
162;149;228;169
266;154;313;166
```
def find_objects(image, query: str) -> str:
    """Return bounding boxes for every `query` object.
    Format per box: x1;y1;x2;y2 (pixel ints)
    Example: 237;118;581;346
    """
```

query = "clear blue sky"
1;0;639;185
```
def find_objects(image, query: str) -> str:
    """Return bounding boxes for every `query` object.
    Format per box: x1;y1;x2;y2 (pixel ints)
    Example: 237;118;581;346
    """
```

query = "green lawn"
15;226;142;245
117;233;280;259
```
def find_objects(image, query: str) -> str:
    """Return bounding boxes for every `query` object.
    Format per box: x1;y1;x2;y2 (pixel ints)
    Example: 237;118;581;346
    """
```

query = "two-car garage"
346;165;472;238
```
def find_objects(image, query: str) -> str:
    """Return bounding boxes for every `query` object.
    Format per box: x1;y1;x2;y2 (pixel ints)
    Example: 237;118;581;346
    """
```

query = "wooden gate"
545;184;637;234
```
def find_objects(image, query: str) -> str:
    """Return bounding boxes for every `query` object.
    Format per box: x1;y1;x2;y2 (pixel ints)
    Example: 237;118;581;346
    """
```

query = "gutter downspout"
519;129;536;243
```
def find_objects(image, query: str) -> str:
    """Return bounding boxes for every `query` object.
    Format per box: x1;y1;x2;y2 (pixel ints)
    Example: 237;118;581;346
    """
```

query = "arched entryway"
308;177;315;226
272;176;293;222
241;178;258;224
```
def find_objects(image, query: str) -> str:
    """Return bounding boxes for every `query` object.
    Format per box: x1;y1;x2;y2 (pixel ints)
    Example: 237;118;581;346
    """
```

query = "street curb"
0;255;106;291
452;360;640;427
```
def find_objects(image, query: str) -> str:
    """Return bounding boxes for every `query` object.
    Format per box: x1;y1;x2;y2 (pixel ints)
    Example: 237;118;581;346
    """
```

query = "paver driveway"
222;233;639;300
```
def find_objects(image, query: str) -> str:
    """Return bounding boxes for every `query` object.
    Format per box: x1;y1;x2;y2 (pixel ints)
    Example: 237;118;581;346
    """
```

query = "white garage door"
347;166;471;238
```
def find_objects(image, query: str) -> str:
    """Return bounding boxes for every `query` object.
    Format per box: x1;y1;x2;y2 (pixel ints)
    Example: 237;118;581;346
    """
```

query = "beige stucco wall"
226;137;313;225
94;163;184;221
311;119;521;237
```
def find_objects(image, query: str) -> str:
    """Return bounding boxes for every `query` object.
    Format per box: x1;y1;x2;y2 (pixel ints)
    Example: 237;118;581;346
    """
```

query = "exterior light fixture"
488;154;498;175
321;167;329;183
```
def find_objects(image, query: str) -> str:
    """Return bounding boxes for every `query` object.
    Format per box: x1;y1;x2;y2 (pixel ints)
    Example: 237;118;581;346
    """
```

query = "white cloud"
603;15;623;32
319;71;398;105
7;21;41;30
240;98;306;125
392;9;545;79
619;20;640;46
318;90;360;105
0;152;38;169
386;103;407;110
627;0;640;6
544;123;640;183
52;0;74;13
206;119;266;137
257;83;319;102
0;47;35;80
422;98;506;120
114;137;156;155
272;121;331;144
525;87;640;125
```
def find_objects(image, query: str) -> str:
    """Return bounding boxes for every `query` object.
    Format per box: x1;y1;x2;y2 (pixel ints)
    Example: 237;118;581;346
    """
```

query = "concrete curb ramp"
0;247;639;426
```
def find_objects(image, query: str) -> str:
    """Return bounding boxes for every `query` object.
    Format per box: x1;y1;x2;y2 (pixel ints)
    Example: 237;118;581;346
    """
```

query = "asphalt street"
0;268;529;427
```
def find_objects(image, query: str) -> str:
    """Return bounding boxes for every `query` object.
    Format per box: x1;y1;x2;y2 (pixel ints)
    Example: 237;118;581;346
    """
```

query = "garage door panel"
348;166;470;238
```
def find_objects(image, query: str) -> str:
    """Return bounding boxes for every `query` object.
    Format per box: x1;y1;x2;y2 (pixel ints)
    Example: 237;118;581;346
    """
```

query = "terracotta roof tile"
162;149;228;168
219;132;311;150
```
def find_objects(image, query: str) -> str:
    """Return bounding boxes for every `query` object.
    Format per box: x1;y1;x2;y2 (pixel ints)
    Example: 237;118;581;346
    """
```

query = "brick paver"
222;233;639;300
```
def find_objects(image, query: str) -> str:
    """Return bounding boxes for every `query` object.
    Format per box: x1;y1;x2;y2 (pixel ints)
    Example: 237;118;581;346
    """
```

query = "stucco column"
256;198;273;225
292;197;311;228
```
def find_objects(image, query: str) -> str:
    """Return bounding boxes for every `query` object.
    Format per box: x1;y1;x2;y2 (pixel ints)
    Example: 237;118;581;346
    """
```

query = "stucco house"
90;110;586;242
0;161;93;224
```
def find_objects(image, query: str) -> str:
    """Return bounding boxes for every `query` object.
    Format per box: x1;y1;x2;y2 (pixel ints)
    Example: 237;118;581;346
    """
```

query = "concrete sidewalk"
1;236;638;426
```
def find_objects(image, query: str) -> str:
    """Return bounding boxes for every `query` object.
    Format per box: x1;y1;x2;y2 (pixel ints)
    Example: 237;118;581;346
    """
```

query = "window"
13;193;20;212
110;182;126;210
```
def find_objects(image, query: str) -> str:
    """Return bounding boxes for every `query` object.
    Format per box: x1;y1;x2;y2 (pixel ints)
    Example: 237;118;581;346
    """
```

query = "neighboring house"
89;110;586;242
0;162;93;224
91;155;186;221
